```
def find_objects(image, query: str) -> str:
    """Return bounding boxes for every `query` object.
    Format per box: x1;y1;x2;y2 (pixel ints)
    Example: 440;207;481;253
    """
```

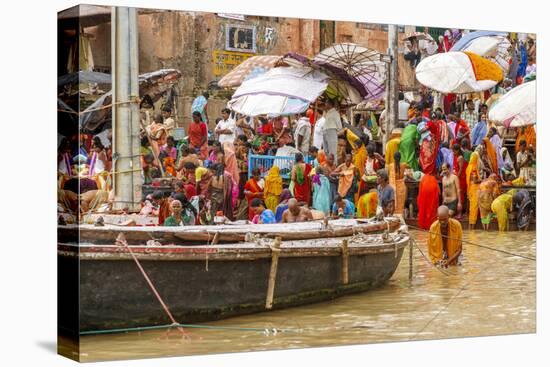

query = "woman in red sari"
244;168;264;221
188;111;208;160
419;118;441;175
291;152;313;204
452;143;467;218
417;173;441;230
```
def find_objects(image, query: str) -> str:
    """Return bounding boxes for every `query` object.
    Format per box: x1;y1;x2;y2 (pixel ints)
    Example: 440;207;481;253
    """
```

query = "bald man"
428;205;463;267
282;198;314;223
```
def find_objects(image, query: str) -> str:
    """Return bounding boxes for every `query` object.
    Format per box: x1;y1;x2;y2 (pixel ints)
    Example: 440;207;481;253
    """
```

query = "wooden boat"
58;217;402;245
58;218;409;333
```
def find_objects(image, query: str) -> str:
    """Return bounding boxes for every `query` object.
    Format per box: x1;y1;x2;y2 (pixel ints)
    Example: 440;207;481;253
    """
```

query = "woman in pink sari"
223;141;240;187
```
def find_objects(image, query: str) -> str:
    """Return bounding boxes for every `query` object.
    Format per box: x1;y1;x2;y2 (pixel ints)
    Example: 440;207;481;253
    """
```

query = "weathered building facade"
85;8;419;129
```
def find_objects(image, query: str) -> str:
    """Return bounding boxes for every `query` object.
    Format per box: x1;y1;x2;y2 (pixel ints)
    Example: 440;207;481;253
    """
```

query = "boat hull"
59;234;408;332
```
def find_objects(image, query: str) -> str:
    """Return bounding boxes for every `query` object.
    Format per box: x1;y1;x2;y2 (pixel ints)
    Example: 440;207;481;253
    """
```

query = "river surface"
76;230;536;362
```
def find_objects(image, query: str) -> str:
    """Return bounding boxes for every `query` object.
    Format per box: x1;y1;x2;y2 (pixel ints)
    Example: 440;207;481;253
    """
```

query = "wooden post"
265;237;282;309
341;239;349;285
409;238;413;280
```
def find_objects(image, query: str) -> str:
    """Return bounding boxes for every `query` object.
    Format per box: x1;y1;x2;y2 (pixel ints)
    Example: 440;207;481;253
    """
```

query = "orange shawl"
337;163;356;197
483;138;498;174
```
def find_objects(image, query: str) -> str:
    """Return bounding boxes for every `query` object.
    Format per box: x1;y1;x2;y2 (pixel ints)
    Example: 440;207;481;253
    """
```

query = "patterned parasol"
313;43;387;102
217;55;283;88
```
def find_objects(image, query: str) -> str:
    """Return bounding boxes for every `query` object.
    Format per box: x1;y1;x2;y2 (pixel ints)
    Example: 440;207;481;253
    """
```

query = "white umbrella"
415;51;501;94
228;66;328;116
488;81;536;128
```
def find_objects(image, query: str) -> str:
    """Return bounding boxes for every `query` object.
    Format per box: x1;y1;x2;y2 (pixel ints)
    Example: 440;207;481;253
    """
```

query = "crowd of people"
57;83;536;234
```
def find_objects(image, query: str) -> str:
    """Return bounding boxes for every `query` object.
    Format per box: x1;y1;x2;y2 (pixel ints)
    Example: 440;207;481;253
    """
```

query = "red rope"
116;234;188;336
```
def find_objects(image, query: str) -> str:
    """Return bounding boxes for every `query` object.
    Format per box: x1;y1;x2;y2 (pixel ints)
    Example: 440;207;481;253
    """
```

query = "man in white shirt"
322;99;343;164
294;111;311;154
313;109;326;150
215;108;236;144
162;107;175;137
398;92;410;123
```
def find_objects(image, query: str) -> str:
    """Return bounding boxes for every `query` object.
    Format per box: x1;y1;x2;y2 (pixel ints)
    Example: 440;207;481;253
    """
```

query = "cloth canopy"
451;30;511;73
415;51;502;94
488;81;536;128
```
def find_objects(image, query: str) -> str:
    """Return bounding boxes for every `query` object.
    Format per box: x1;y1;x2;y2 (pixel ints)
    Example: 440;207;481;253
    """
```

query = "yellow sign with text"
213;50;254;78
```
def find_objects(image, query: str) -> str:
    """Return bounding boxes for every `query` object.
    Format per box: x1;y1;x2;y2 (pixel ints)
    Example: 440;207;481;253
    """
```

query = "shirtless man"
441;163;462;217
282;198;314;223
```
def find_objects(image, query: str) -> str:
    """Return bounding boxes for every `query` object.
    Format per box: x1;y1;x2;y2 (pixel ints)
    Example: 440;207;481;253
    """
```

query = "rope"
57;99;139;116
411;238;451;276
409;266;486;340
80;323;285;336
115;234;187;336
407;224;535;261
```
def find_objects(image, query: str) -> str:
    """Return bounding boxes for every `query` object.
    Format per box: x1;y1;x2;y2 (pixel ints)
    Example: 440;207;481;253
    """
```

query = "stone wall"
85;9;419;130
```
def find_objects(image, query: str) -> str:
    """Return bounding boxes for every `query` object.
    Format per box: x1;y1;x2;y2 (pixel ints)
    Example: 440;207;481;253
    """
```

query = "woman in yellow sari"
466;151;481;229
263;166;283;212
482;137;499;175
515;125;536;153
491;189;517;232
385;136;401;166
346;129;368;204
387;151;408;216
357;189;378;218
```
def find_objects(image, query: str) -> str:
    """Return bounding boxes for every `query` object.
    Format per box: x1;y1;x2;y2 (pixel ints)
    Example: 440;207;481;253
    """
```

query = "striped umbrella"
217;55;283;88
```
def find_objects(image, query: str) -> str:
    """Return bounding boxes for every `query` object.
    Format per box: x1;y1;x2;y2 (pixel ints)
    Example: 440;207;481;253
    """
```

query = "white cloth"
313;117;326;150
398;100;410;121
323;108;342;131
294;117;312;154
216;118;236;144
164;117;175;136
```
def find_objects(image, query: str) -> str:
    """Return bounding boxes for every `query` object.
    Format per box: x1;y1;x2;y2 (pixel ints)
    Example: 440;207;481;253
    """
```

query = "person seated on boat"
331;194;355;219
152;190;171;226
80;189;110;214
428;205;463;267
282;198;314;223
275;189;292;223
197;195;213;225
250;198;276;224
512;189;533;231
376;169;395;216
163;199;194;227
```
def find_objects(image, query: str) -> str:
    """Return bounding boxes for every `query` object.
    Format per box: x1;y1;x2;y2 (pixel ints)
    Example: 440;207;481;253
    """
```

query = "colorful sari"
420;120;440;175
264;166;283;212
188;121;208;159
399;124;420;171
483;138;499;175
453;154;467;205
515;125;536;152
385;138;401;166
312;173;332;215
491;190;516;231
244;178;263;221
466;152;481;225
337;163;356;198
417;174;440;230
478;176;499;223
357;191;378;218
223;142;240;186
191;95;208;122
388;162;408;215
293;163;312;204
332;199;355;218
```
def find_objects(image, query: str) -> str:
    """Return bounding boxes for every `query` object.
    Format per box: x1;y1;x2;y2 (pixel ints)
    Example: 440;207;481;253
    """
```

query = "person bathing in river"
250;198;276;224
282;198;314;223
441;163;462;217
428;205;463;267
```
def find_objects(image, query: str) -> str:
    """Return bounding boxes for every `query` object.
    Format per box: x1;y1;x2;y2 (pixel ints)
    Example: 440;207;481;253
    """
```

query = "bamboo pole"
409;238;413;280
340;239;349;285
265;237;282;309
